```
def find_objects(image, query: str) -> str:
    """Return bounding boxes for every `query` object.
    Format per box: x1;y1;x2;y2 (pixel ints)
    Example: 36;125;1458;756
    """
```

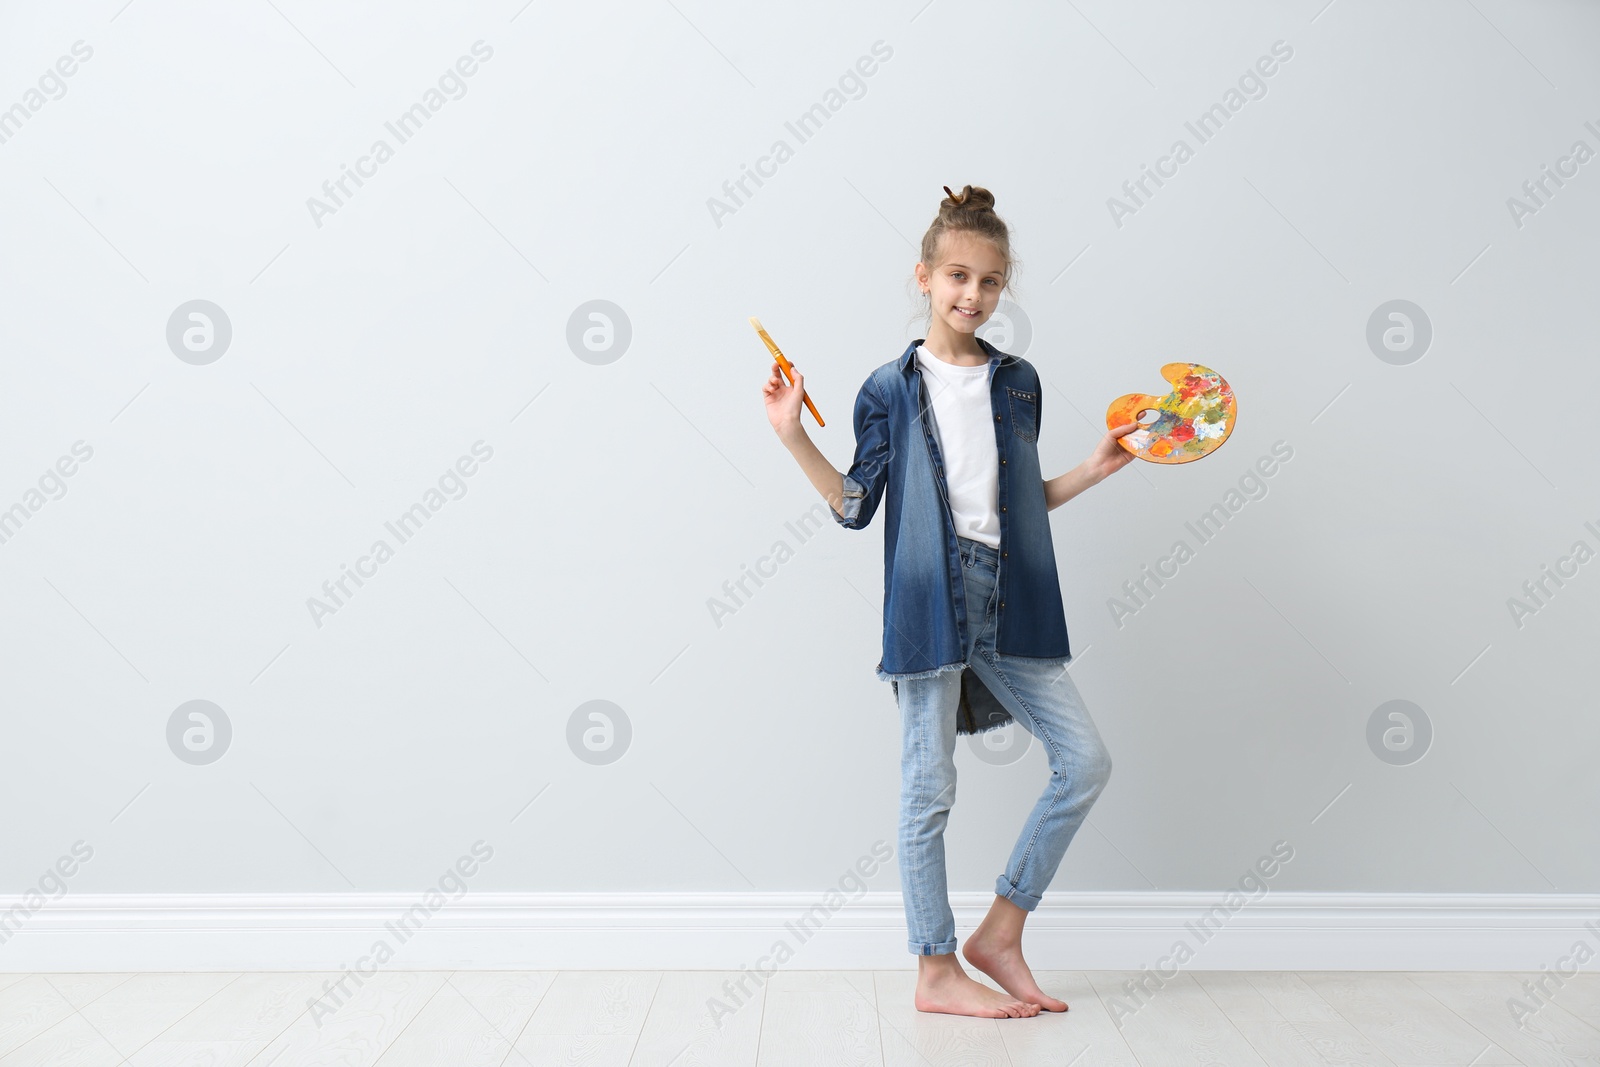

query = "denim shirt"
830;336;1072;734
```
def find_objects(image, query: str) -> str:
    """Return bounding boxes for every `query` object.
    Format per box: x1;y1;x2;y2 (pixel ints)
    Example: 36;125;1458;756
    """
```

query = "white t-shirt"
916;345;1001;547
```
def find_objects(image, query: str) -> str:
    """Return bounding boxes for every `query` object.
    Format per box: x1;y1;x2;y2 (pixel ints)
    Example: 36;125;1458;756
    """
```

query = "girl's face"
916;232;1007;337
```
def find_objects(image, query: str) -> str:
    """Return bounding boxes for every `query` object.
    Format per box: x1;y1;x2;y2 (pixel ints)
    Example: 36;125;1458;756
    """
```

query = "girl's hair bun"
940;184;996;214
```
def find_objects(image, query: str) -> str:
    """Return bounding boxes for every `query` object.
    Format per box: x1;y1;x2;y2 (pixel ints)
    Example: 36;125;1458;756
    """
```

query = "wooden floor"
0;969;1595;1066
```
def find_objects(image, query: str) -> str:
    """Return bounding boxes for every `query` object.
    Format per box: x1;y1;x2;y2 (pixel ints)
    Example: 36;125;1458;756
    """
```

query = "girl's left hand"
1086;422;1141;482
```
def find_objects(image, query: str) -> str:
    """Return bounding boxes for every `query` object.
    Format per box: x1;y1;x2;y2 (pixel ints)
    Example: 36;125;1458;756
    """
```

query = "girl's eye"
951;272;965;281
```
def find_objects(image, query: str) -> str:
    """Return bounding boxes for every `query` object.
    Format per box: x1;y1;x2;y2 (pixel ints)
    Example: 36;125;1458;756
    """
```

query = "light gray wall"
2;0;1595;903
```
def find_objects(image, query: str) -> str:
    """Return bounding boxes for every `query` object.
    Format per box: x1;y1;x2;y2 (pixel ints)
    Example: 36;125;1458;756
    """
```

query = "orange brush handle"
750;318;824;427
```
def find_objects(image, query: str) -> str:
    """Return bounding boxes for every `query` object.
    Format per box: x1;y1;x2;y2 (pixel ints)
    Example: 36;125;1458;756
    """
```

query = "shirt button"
1000;505;1007;512
999;601;1006;609
995;415;1002;422
1002;551;1008;558
1000;458;1006;465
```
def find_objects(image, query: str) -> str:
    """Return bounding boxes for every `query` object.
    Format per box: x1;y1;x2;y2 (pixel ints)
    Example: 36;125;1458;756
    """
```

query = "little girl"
763;184;1139;1019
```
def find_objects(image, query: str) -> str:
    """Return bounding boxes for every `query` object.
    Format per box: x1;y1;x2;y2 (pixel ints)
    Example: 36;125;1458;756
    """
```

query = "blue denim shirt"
830;336;1072;734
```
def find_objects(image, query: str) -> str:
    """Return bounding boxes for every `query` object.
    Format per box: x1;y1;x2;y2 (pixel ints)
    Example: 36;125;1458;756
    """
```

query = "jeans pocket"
1008;387;1038;442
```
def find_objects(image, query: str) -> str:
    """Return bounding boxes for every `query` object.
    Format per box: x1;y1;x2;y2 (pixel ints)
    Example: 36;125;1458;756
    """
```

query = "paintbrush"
750;316;824;427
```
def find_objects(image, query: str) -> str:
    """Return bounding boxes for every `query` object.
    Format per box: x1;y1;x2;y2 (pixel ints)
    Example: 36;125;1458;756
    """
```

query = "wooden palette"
1107;363;1236;463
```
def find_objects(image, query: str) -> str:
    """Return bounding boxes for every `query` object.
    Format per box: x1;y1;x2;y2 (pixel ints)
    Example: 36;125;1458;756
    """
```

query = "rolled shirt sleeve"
832;373;891;530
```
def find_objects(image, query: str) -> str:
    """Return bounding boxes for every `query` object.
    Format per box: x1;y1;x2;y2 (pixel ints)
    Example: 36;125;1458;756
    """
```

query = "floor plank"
1299;970;1520;1065
246;969;447;1067
0;1013;126;1067
508;1033;640;1067
126;1039;259;1067
34;974;136;1011
1085;970;1270;1067
371;972;549;1067
1540;972;1600;1028
128;972;333;1066
1192;970;1398;1067
627;971;767;1067
510;971;661;1066
1403;970;1600;1067
76;973;240;1056
757;979;882;1067
0;976;79;1058
516;971;661;1038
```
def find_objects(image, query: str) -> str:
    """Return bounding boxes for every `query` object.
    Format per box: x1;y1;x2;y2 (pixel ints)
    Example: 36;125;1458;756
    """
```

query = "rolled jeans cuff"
995;875;1044;912
908;936;958;956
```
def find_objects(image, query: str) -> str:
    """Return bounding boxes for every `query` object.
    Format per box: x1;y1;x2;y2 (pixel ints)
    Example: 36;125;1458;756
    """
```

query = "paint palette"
1107;363;1236;464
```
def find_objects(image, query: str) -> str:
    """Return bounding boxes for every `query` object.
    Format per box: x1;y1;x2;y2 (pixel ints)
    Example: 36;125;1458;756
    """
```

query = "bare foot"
962;927;1068;1012
915;956;1041;1018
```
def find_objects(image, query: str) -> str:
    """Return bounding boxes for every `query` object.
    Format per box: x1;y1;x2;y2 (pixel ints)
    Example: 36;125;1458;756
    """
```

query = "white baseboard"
2;891;1595;972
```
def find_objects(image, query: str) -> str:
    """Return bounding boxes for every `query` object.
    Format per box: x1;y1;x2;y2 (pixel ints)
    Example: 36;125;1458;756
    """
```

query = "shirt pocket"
1007;387;1038;442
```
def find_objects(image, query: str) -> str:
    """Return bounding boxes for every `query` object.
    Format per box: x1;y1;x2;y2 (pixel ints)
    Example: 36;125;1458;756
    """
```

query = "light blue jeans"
896;535;1113;955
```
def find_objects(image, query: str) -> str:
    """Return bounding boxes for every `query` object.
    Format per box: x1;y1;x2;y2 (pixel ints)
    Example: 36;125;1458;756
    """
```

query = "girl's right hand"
762;360;805;435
